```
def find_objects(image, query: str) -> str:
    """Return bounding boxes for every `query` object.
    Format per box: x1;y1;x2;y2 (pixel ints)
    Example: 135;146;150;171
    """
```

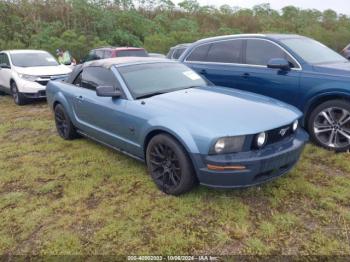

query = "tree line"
0;0;349;59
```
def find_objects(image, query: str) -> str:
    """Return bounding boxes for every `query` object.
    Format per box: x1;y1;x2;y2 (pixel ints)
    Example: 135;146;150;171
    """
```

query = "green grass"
1;95;350;255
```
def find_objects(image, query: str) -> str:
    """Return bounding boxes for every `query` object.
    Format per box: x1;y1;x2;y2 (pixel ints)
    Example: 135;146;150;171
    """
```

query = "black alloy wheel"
146;134;197;195
54;104;78;140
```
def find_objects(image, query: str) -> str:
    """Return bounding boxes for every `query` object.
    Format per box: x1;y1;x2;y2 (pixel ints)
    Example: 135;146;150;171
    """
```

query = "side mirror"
0;63;10;69
96;85;121;98
267;58;290;71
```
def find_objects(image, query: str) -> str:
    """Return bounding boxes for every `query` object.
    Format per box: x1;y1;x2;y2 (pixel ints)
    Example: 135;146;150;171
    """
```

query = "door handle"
76;95;84;102
200;69;207;74
241;73;250;78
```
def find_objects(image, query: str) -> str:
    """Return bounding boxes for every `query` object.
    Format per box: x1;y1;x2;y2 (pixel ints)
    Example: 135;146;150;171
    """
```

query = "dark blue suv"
180;34;350;152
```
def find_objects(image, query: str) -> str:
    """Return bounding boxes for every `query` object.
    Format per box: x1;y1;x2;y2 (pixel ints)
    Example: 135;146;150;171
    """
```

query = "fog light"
256;132;267;148
293;120;298;131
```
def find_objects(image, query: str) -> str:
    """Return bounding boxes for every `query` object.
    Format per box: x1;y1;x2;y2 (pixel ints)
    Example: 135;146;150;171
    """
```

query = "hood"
312;61;350;77
145;86;301;137
14;64;72;76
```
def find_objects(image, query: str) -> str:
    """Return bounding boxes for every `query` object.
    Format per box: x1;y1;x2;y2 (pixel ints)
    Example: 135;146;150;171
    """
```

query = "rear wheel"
11;82;27;105
146;134;197;195
54;104;78;140
308;100;350;152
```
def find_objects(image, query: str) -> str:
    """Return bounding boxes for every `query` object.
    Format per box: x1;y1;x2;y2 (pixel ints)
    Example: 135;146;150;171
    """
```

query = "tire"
308;99;350;152
54;104;79;140
11;82;27;105
146;134;197;195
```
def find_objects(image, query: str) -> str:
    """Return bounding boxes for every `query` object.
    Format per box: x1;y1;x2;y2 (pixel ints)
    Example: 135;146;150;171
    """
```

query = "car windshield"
10;52;59;67
118;62;207;99
281;38;348;64
117;50;148;57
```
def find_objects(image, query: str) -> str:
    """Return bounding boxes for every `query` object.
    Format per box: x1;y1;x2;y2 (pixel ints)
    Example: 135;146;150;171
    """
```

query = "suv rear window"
117;50;148;57
186;40;243;64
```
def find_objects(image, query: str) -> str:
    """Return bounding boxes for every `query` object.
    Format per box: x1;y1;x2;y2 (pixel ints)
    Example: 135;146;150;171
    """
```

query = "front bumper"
22;90;46;99
192;129;309;188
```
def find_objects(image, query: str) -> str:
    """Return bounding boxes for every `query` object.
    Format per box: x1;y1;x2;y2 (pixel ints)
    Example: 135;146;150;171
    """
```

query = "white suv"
0;50;72;105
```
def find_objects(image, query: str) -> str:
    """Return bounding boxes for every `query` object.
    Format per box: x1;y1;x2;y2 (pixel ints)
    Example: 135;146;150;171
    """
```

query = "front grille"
266;123;294;145
35;74;68;86
36;80;49;86
251;123;295;149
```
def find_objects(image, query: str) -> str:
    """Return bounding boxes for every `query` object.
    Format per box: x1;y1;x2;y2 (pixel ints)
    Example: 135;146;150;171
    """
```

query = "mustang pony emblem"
279;127;290;137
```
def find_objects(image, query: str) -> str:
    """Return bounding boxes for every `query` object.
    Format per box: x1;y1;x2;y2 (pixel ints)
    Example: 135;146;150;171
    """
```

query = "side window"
86;51;96;62
73;72;82;86
206;40;243;63
172;48;186;59
186;44;211;62
0;53;10;66
104;50;112;59
95;50;104;59
81;67;116;91
246;39;297;67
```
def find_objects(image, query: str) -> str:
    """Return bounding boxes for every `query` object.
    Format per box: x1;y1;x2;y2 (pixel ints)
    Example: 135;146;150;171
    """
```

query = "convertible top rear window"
118;62;207;98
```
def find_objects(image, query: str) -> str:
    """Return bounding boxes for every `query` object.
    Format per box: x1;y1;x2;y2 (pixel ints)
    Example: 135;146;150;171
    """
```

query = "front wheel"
146;134;197;195
11;82;27;105
54;104;79;140
308;100;350;152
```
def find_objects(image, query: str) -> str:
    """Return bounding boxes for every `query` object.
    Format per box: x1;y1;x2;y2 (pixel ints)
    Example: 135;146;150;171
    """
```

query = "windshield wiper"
136;92;166;99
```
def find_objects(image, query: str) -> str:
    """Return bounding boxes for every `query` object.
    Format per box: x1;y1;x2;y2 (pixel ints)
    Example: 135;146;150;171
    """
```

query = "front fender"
142;117;201;155
303;89;350;116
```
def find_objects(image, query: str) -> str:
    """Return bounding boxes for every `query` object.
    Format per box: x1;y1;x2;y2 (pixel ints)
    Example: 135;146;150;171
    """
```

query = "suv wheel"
308;100;350;152
146;134;197;195
11;82;27;105
54;104;79;140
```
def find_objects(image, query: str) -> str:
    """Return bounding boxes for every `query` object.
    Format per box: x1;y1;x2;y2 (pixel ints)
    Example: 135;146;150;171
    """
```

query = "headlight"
210;136;246;154
18;74;38;82
255;132;267;148
292;120;298;131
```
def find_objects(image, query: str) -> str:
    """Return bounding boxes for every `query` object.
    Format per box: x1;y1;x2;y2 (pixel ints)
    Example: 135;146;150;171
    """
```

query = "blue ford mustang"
46;57;308;195
180;34;350;152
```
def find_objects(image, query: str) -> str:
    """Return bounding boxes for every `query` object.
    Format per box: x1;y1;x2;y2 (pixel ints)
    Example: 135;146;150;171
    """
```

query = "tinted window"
166;48;174;59
186;44;210;61
0;53;10;66
81;67;116;91
10;52;58;67
85;51;97;62
206;40;243;63
73;72;82;86
118;62;207;99
104;50;113;58
117;50;148;57
172;48;186;59
246;39;288;66
95;50;104;59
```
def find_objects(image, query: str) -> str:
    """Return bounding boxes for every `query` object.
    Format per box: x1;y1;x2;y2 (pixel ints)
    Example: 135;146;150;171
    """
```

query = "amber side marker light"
207;164;246;171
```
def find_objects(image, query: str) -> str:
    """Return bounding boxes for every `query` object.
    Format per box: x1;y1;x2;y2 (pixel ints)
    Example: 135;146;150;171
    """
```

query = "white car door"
0;53;12;91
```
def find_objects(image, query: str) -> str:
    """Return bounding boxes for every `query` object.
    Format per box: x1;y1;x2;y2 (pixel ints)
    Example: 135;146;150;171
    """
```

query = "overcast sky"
173;0;350;15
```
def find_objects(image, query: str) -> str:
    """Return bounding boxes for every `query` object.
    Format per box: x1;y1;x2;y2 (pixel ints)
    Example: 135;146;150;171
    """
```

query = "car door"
0;53;12;92
236;39;301;106
72;66;132;151
184;39;245;89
